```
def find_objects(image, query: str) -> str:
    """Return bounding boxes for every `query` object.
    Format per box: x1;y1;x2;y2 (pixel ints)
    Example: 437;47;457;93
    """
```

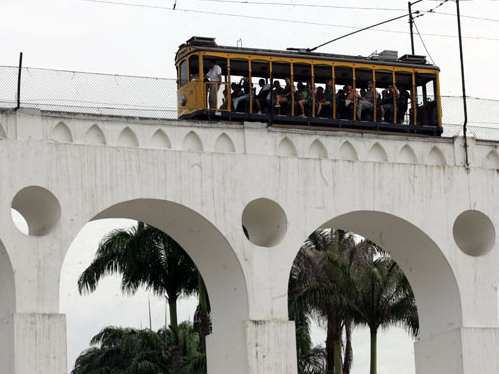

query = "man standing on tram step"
204;60;222;109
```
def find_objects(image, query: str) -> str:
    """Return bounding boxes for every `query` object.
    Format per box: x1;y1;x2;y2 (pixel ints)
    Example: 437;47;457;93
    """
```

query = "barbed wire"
1;65;499;140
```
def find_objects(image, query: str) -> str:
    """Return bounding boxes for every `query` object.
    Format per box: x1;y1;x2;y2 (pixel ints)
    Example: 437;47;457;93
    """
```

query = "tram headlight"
178;94;187;106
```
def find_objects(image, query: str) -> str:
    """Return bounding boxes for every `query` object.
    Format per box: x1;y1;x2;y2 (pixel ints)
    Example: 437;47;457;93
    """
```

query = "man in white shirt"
204;60;222;109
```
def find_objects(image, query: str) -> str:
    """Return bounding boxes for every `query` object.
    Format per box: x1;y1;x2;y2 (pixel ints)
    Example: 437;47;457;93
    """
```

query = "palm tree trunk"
370;328;377;374
333;338;343;374
342;318;353;374
326;317;343;374
325;319;335;372
169;297;182;374
169;298;179;345
198;273;210;354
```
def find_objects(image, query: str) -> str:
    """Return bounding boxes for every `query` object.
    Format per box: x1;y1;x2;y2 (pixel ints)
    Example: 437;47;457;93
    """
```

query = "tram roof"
176;37;440;72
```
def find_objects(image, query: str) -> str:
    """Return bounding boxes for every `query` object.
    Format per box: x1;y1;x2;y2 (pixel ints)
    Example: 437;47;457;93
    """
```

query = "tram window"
252;60;270;79
395;72;413;124
335;66;353;86
268;62;290;113
334;67;354;119
203;56;227;82
179;59;188;87
272;62;291;80
356;69;372;88
314;65;332;84
415;73;436;102
189;55;199;81
229;59;250;112
294;63;311;85
251;60;270;89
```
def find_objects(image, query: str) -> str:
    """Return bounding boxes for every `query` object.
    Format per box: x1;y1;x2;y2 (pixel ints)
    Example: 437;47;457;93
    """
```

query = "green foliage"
290;230;418;374
71;326;171;374
78;222;198;301
77;222;209;374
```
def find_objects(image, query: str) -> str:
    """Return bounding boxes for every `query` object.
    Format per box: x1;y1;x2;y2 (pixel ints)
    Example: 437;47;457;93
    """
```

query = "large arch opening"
0;238;16;374
287;210;461;374
323;211;462;340
60;198;248;374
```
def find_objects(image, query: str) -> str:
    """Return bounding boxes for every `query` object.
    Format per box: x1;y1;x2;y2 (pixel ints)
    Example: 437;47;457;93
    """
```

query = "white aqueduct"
0;108;498;374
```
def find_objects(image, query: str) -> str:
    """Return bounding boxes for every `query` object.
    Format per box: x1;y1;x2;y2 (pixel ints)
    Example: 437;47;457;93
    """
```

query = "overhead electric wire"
433;11;499;23
57;0;499;42
176;0;406;12
414;21;436;64
307;12;411;52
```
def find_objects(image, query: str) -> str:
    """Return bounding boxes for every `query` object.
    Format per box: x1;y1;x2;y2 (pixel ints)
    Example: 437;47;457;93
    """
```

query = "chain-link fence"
1;65;499;140
0;66;177;118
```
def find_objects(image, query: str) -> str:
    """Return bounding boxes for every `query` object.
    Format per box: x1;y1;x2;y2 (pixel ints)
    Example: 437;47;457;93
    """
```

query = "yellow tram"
175;36;442;135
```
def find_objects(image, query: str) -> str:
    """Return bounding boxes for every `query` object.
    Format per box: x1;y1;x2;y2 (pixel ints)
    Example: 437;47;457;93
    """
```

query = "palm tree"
295;323;326;374
177;321;207;374
72;326;171;374
290;229;359;374
350;241;419;374
77;222;199;373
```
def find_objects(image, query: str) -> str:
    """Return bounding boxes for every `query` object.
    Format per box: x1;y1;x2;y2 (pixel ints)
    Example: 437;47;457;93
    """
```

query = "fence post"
15;52;23;110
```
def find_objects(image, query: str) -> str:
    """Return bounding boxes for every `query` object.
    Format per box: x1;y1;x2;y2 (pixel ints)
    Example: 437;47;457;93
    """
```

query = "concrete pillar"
415;327;499;374
206;321;247;374
0;313;67;374
246;320;297;374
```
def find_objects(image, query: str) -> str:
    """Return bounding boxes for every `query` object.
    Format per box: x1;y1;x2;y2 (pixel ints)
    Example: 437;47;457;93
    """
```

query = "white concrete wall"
0;108;498;373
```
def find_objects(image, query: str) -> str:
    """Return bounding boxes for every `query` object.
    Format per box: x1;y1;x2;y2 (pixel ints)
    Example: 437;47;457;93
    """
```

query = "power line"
56;0;499;41
434;11;499;23
414;21;436;64
177;0;407;12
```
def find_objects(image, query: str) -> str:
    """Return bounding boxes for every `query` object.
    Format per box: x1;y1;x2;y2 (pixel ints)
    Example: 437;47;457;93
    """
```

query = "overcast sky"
4;0;499;372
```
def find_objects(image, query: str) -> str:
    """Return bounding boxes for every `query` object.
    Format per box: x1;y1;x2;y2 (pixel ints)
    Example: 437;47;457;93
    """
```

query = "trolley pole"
456;0;469;167
408;0;423;55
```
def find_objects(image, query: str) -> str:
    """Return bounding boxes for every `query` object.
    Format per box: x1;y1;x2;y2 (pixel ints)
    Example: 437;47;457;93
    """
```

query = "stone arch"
182;131;203;151
368;142;389;162
84;125;106;145
51;121;73;143
315;211;462;340
118;127;139;148
339;140;358;161
215;133;236;153
151;129;172;149
64;199;248;374
398;144;418;164
427;146;446;166
277;137;297;157
308;139;328;159
484;150;499;169
0;122;7;139
0;238;16;371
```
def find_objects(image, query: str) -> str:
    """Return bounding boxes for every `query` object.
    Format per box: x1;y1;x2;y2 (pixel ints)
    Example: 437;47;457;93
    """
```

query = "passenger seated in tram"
275;77;293;112
315;86;327;117
223;82;240;110
233;77;251;112
273;81;284;107
255;79;271;114
380;84;399;122
295;82;309;118
396;84;411;124
317;80;334;117
219;88;229;110
229;82;242;109
337;84;357;119
357;80;377;121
